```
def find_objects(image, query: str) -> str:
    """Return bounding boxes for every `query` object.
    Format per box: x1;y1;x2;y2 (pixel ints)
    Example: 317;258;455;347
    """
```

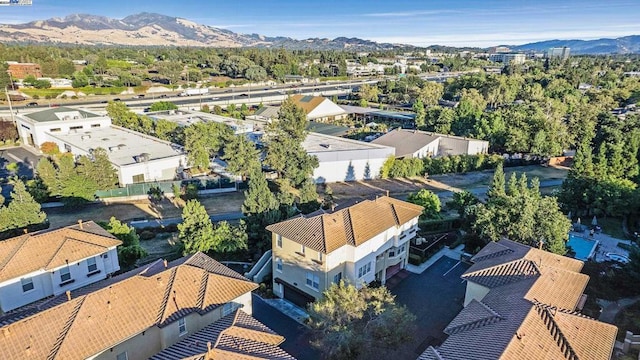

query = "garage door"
282;282;316;309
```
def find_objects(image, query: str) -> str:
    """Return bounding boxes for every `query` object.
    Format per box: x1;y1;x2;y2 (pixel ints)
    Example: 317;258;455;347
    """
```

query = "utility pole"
5;70;16;127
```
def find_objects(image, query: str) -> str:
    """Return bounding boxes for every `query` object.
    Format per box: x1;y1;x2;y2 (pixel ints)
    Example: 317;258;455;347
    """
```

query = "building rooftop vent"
320;143;332;149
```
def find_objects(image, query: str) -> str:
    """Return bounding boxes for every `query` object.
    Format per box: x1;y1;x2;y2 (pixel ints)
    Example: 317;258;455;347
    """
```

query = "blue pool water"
567;234;598;261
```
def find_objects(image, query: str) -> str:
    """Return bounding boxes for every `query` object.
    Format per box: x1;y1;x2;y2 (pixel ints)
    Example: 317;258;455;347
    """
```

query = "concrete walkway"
406;244;466;274
597;296;640;323
261;298;310;325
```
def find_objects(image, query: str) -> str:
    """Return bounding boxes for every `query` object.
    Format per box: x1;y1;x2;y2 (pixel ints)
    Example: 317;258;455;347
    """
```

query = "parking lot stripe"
442;261;461;277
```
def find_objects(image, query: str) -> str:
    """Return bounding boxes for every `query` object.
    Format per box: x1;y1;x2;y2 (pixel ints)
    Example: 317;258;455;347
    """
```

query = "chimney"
538;240;543;250
23;228;28;234
207;342;212;352
163;259;168;268
66;290;71;301
78;219;83;230
385;190;389;197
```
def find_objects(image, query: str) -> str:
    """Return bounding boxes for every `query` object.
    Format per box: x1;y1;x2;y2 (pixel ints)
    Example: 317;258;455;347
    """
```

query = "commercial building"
5;61;42;79
15;107;187;185
267;196;423;307
0;221;121;314
303;132;395;183
488;53;526;65
145;109;253;134
418;239;617;360
0;252;264;360
371;128;489;159
547;47;571;60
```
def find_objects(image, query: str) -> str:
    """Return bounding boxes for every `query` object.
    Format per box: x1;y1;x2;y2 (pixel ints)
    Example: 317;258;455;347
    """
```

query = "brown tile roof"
266;196;423;253
290;94;327;114
0;253;257;360
0;221;121;283
150;309;296;360
417;239;617;360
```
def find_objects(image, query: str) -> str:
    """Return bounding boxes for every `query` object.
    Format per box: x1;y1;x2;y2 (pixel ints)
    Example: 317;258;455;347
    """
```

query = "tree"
36;158;58;195
149;101;178;112
447;190;478;217
0;180;47;232
222;134;261;180
245;65;267;83
184;122;233;170
407;189;441;219
308;282;415;360
210;221;248;254
99;217;147;268
242;168;282;251
413;99;426;128
178;199;215;255
418;81;444;106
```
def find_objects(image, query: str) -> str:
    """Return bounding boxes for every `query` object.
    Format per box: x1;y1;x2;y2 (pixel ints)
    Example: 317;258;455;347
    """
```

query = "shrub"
40;141;60;155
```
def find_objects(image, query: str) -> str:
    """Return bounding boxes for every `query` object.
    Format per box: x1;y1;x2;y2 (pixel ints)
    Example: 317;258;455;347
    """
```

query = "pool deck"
569;230;630;262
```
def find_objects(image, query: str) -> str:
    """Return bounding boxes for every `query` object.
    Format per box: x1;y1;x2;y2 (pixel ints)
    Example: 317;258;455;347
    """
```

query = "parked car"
132;94;145;99
25;102;38;107
158;94;168;98
113;98;121;101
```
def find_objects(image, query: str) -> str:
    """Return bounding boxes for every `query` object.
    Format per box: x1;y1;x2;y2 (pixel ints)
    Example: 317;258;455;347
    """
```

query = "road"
127;211;244;228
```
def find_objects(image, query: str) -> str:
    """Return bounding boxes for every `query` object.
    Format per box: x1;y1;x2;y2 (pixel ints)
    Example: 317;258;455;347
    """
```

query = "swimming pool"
567;234;598;261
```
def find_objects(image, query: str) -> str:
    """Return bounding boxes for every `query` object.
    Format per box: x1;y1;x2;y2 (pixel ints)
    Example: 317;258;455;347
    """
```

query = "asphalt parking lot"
391;256;470;359
0;146;40;179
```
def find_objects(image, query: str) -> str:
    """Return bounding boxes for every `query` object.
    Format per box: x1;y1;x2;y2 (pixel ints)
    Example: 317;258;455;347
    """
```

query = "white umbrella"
567;211;572;220
577;217;581;225
592;216;598;226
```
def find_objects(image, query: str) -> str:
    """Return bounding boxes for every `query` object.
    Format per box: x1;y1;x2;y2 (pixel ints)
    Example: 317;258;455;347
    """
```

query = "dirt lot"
328;165;568;201
44;192;246;227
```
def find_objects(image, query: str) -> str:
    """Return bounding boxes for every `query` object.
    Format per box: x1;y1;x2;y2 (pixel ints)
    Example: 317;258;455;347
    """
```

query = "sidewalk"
406;244;466;274
261;297;310;325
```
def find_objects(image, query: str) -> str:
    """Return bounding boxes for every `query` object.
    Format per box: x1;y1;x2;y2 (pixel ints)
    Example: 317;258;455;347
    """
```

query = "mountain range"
0;12;405;50
0;12;639;53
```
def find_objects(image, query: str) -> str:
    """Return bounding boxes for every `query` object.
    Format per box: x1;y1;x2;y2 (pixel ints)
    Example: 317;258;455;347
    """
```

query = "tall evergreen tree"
222;134;261;180
0;180;47;232
487;163;506;199
178;199;215;255
36;158;58;195
99;217;147;268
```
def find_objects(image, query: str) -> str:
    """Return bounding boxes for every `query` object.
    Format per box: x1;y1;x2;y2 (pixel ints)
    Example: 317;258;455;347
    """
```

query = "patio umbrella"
592;216;598;226
567;211;572;220
577;217;581;225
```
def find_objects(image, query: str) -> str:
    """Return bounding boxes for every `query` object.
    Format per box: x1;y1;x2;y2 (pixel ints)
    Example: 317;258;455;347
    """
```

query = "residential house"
372;128;489;159
267;196;423;307
15;106;187;185
0;221;121;314
418;239;618;360
0;252;259;360
290;94;348;122
150;309;295;360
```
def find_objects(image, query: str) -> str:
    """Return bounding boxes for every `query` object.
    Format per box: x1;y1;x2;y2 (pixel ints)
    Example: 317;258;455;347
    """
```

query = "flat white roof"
146;109;251;131
303;132;393;153
48;126;185;167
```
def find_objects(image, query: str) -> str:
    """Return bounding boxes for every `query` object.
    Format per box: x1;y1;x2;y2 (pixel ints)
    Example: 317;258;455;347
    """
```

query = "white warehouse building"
303;132;395;183
15;107;187;185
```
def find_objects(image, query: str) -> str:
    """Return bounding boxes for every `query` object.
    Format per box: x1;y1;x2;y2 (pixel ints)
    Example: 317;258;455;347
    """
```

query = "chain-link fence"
95;176;236;198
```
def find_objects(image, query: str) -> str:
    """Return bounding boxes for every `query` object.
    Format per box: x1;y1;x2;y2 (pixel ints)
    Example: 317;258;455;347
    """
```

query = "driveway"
390;256;470;359
251;294;320;360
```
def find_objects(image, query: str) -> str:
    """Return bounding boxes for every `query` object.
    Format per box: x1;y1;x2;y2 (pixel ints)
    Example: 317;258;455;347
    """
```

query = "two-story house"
267;196;423;307
0;252;260;360
418;239;618;360
0;221;121;314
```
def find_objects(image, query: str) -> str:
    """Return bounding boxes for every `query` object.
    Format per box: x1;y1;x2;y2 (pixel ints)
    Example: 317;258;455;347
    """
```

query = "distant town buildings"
488;53;526;65
5;61;42;79
546;46;571;60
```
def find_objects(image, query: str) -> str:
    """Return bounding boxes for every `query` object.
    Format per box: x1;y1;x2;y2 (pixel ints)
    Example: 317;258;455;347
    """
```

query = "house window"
318;252;323;262
132;174;145;183
178;318;187;336
49;128;61;132
306;272;319;290
69;125;83;130
276;258;283;272
21;278;34;292
223;302;235;316
333;272;342;284
91;123;101;128
357;262;372;278
389;249;395;257
87;257;98;273
64;144;72;152
276;235;282;248
116;351;128;360
60;267;71;283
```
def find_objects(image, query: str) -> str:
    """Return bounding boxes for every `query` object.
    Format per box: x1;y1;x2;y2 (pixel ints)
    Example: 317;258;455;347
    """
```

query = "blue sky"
2;0;639;47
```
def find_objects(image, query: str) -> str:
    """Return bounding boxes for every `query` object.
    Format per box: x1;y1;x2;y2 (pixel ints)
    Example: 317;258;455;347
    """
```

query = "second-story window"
60;267;71;283
277;235;282;248
21;278;34;292
178;318;187;336
276;258;283;272
87;257;97;273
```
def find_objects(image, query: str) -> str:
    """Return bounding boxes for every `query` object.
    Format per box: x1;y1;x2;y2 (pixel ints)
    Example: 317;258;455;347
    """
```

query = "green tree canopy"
0;180;47;233
178;199;215;255
99;217;147;268
149;101;178;112
308;282;415;360
407;189;441;219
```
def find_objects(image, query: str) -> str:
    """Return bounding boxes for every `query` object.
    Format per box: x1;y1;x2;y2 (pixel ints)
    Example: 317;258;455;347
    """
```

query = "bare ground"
44;192;246;227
